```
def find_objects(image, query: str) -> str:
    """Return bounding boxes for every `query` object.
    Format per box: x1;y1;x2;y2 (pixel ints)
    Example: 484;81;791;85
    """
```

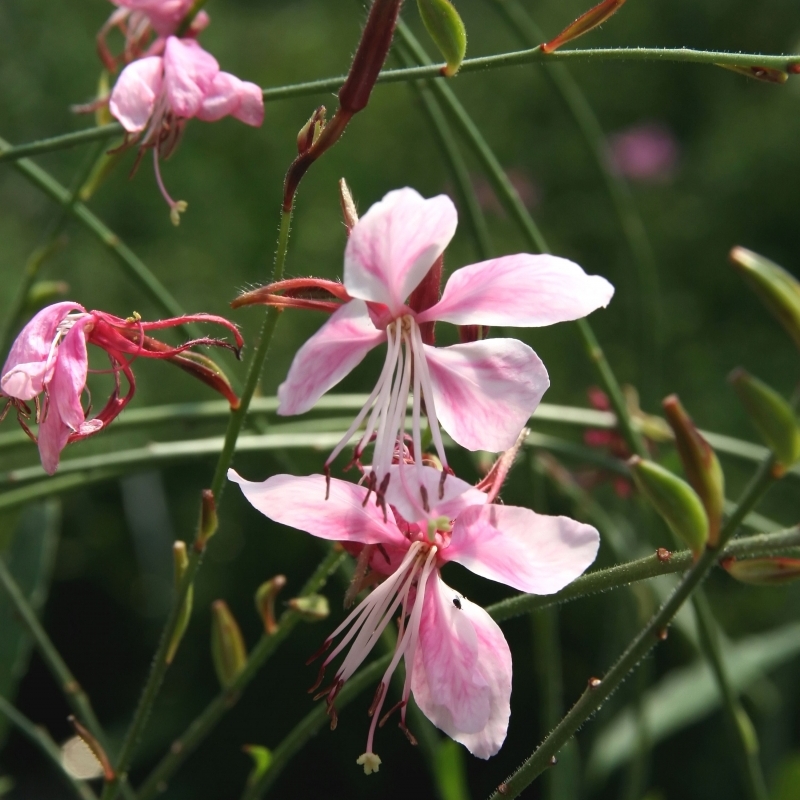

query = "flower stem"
485;457;778;800
136;548;345;800
0;135;200;340
0;694;98;800
0;124;122;163
99;207;293;800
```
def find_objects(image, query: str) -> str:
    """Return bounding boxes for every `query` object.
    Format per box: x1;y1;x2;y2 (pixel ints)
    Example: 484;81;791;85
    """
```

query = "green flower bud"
288;594;330;622
211;600;247;688
165;541;193;665
662;395;725;545
730;247;800;352
26;280;69;312
255;575;286;635
729;369;800;470
417;0;467;77
722;556;800;586
197;489;218;548
628;456;709;557
242;745;272;789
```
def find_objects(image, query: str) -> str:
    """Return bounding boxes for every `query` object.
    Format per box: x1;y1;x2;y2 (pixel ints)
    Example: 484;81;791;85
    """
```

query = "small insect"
452;597;462;610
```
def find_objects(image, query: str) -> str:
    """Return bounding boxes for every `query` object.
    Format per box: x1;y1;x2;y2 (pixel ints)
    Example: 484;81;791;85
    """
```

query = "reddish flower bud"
210;600;247;688
542;0;627;54
297;106;327;155
717;64;788;84
255;575;286;634
722;556;800;586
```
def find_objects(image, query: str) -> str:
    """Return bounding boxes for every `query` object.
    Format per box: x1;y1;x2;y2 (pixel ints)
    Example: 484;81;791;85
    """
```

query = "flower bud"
288;594;330;622
339;178;359;232
197;489;218;549
717;65;788;84
255;575;286;634
26;280;69;312
628;456;709;557
242;745;273;788
417;0;467;77
722;556;800;586
95;71;113;127
729;246;800;352
729;369;800;471
542;0;627;54
297;106;326;155
211;600;247;688
165;541;194;665
662;395;725;545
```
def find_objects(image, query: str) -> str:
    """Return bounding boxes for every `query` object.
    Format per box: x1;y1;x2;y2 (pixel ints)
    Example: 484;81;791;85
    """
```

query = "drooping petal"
196;72;264;126
444;504;600;594
344;189;457;314
381;464;487;524
1;302;85;400
162;36;219;118
109;56;165;132
228;471;408;548
48;317;92;432
276;300;385;416
411;573;511;759
418;254;614;327
423;339;549;452
36;405;72;476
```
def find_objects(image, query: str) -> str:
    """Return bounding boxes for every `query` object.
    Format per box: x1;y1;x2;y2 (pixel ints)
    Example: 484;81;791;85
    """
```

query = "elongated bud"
297;106;326;155
417;0;467;76
339;178;359;232
721;556;800;586
662;395;725;545
197;489;218;550
717;64;788;84
27;280;69;311
95;71;113;127
255;575;286;634
542;0;627;54
628;456;709;557
166;542;193;665
211;600;247;688
243;745;273;789
169;351;240;410
67;717;114;781
729;246;800;352
734;706;760;756
288;594;330;621
729;369;800;471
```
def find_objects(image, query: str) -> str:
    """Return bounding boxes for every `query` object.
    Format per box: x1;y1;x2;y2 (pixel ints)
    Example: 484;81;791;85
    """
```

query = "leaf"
0;501;61;746
586;622;800;785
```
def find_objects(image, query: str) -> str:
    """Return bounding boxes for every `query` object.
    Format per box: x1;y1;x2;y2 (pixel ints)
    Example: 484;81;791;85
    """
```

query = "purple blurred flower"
606;123;679;182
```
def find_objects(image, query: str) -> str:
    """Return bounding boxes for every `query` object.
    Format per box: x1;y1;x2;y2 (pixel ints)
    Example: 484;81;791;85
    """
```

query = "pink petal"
109;56;164;132
196;71;263;125
444;504;600;594
411;573;511;758
1;302;84;400
162;36;219;118
423;339;549;452
418;254;614;327
344;189;457;314
36;407;72;475
277;300;385;416
380;464;487;524
227;471;408;547
48;317;92;432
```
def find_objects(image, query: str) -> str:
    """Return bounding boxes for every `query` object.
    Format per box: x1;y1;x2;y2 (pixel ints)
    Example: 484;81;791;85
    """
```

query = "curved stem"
0;124;122;164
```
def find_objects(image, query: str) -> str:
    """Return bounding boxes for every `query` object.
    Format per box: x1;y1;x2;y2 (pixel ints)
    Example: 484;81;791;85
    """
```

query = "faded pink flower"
606;123;679;182
109;36;264;223
266;188;613;503
1;302;243;474
229;464;599;768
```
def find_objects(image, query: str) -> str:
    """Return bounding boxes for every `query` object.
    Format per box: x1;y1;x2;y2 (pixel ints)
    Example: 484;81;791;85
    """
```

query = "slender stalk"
0;137;198;338
0;695;97;800
136;548;345;800
692;592;769;800
486;458;778;800
0;124;121;163
394;22;649;459
99;208;293;800
489;0;662;403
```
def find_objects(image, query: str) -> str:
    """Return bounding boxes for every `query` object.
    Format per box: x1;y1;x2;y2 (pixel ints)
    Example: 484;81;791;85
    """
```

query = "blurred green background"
1;0;800;798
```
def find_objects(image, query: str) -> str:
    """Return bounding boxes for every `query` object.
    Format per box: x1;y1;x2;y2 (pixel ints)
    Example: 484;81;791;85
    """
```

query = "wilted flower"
109;36;264;223
1;302;243;474
229;464;599;767
606;123;679;182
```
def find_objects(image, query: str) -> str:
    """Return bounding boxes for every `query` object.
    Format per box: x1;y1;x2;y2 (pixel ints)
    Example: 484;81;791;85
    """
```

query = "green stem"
100;208;293;800
394;22;648;459
691;591;769;800
0;124;121;164
489;0;662;403
0;695;97;800
0;140;108;356
486;458;778;800
0;136;198;339
136;548;345;800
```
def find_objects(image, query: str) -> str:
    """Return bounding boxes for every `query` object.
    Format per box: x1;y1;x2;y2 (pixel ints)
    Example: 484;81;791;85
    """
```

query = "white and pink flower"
240;188;614;504
229;464;599;768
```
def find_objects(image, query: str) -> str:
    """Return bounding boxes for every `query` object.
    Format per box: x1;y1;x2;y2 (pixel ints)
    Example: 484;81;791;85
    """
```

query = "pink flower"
262;188;613;502
109;36;264;223
229;464;599;767
1;302;243;474
606;123;679;182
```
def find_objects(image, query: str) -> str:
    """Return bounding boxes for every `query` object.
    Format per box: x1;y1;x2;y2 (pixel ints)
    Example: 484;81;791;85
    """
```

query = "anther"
307;661;328;693
378;699;407;728
368;682;386;717
398;721;418;746
420;484;430;513
329;707;338;730
306;639;333;666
